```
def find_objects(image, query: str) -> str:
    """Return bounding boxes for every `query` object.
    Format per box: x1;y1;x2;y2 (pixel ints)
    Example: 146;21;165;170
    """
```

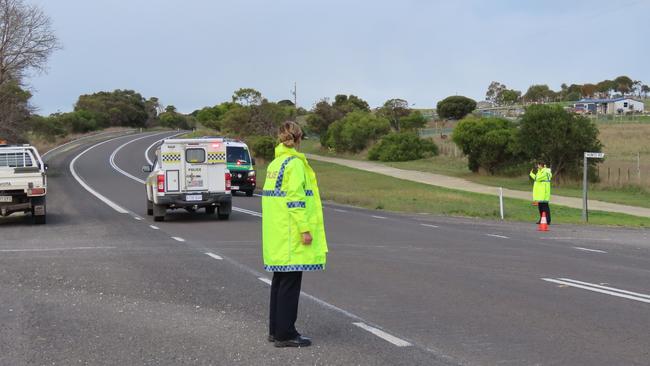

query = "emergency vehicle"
0;144;48;224
225;139;256;196
143;138;232;221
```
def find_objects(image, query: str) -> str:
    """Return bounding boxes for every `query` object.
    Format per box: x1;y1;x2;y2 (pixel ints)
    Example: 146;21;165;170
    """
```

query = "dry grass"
27;127;133;154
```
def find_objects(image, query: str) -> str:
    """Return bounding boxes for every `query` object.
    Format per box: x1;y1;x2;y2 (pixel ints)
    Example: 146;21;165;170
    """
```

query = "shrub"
325;111;390;152
247;135;276;161
452;116;520;174
368;132;438;162
28;115;68;141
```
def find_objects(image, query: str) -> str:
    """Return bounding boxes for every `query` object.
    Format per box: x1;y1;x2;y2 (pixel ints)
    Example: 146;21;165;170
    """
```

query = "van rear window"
0;152;33;168
185;149;206;164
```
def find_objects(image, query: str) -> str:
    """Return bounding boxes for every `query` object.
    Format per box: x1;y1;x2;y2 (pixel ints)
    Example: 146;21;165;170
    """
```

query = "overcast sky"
28;0;649;115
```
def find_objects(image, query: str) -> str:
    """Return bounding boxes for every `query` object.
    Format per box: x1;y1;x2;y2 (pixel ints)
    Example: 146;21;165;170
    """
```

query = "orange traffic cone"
538;211;549;232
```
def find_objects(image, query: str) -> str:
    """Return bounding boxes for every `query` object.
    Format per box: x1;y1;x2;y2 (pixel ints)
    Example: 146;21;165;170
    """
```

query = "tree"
523;84;554;103
159;108;192;130
580;84;597;98
0;80;32;142
596;80;615;98
221;101;293;137
499;89;521;105
368;132;438;162
75;90;149;128
277;99;295;107
436;96;477;120
332;94;370;113
518;105;602;179
306;99;342;143
613;75;634;96
144;97;161;127
400;110;428;131
378;98;410;131
642;84;650;98
452;116;519;174
0;0;60;85
232;88;262;106
485;81;506;104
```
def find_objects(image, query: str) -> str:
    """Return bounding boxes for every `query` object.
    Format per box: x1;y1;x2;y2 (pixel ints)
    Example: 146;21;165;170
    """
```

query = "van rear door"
184;145;209;191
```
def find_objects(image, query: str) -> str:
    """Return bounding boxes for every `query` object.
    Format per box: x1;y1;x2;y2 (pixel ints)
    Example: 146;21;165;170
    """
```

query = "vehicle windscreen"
227;147;250;164
0;152;33;168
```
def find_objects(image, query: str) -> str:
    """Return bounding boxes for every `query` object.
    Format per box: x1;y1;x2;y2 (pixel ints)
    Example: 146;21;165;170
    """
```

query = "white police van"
143;138;232;221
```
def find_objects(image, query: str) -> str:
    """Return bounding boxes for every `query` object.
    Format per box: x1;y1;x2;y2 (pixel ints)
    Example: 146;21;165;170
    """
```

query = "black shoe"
274;335;312;348
268;335;275;342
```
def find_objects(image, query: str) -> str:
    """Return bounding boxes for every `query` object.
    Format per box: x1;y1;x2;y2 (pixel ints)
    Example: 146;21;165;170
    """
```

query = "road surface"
1;131;648;365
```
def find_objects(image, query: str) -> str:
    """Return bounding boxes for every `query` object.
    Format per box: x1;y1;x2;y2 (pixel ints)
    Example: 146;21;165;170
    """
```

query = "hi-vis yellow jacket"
262;144;328;272
530;167;552;202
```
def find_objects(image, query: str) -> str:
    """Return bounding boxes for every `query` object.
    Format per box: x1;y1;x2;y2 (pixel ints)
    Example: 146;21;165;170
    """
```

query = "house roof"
576;97;642;104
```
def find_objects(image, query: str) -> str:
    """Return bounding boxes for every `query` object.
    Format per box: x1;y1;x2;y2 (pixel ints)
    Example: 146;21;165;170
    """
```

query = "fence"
597;152;650;188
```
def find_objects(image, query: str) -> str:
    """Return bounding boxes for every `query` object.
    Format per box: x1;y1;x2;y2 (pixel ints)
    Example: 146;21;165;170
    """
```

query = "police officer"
530;162;552;224
262;121;328;348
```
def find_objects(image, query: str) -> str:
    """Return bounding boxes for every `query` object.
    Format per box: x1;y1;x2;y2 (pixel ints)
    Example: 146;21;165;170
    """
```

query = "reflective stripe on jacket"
262;144;328;272
530;167;552;202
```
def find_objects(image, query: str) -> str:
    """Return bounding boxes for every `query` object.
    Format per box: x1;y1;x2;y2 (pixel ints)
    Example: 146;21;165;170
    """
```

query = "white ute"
143;138;233;222
0;144;48;224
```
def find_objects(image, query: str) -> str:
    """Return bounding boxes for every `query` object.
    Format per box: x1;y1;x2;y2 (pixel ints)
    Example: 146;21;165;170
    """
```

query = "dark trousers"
538;202;551;224
269;271;303;341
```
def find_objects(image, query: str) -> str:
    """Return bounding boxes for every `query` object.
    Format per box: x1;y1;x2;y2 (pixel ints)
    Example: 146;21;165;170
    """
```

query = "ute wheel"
217;207;230;220
206;206;216;215
153;204;166;222
245;190;254;197
146;199;153;216
31;197;46;225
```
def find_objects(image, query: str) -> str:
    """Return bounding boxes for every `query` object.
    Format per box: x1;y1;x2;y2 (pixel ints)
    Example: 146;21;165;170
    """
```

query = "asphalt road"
1;131;649;365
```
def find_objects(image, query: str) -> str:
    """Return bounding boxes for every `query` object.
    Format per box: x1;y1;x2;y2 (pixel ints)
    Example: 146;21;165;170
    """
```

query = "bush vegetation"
325;111;391;153
368;132;438;162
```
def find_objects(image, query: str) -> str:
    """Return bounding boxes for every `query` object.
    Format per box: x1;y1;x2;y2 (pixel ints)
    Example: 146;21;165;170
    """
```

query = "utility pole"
292;82;297;109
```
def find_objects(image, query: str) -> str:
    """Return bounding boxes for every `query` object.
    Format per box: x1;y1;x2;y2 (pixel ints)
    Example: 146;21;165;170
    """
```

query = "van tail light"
157;174;165;193
27;188;46;196
225;173;232;191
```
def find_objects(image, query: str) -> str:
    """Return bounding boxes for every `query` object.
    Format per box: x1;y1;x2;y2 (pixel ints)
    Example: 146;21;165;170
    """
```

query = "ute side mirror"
142;165;153;173
251;158;256;166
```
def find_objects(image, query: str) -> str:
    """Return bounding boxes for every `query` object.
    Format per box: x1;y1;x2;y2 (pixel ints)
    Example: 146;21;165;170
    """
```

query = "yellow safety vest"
530;167;552;202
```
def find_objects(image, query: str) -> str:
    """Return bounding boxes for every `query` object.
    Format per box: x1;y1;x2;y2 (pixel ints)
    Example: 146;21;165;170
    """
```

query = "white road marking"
542;278;650;304
371;215;387;219
0;246;116;252
133;216;143;221
420;223;439;228
43;130;133;159
333;208;348;213
109;132;169;184
540;237;612;242
573;247;607;254
205;252;223;260
258;277;272;285
171;237;186;242
144;132;185;165
233;207;262;218
352;322;412;347
70;137;131;214
149;225;160;230
486;234;509;239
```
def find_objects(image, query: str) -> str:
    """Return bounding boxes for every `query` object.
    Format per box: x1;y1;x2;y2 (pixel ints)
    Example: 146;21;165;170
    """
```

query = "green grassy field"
256;160;650;227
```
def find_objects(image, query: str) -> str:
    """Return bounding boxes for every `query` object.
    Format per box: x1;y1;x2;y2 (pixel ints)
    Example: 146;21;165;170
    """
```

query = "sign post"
583;152;605;222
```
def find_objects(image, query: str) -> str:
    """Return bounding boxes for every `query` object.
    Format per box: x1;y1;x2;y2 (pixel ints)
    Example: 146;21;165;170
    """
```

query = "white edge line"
420;223;439;228
70;137;130;214
258;277;272;285
352;322;412;347
42;130;134;158
233;207;262;218
149;225;160;230
205;252;223;260
558;278;650;299
542;278;650;304
0;246;116;252
333;208;348;213
145;132;185;165
371;215;387;219
486;234;509;239
172;237;185;242
573;247;607;254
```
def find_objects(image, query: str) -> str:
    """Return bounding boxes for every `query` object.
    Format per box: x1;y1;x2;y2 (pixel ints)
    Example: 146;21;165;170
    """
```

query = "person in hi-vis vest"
262;121;328;348
530;162;552;224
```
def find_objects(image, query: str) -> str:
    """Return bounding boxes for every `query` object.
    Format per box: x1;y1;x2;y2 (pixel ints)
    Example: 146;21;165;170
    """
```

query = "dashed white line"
258;277;272;285
486;234;509;239
0;246;116;252
542;278;650;304
149;225;160;230
233;207;262;217
205;252;223;260
333;208;348;213
574;247;607;254
371;215;387;220
133;216;143;221
420;223;439;228
171;237;186;242
352;322;412;347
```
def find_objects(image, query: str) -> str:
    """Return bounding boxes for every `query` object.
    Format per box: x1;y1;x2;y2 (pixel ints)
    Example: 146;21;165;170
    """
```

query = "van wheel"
153;204;166;222
205;206;216;215
146;199;153;216
217;207;230;220
245;190;254;197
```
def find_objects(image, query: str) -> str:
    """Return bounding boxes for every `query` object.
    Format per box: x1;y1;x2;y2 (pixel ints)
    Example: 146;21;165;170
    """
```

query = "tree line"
485;76;649;106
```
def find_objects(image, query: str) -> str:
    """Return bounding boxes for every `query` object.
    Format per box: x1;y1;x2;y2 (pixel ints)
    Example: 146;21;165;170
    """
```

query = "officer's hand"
301;232;313;245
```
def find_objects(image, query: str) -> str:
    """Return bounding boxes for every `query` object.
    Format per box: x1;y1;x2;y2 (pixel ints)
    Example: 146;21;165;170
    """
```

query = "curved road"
1;132;649;365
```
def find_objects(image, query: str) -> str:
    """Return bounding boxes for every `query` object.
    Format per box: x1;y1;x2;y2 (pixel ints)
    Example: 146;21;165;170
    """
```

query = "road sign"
584;152;605;158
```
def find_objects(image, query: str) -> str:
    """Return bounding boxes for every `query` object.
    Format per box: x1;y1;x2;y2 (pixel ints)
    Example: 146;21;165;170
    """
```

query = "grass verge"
256;160;650;227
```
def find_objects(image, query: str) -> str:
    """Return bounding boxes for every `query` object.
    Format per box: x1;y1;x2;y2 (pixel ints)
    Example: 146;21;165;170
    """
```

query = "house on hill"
573;97;645;115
